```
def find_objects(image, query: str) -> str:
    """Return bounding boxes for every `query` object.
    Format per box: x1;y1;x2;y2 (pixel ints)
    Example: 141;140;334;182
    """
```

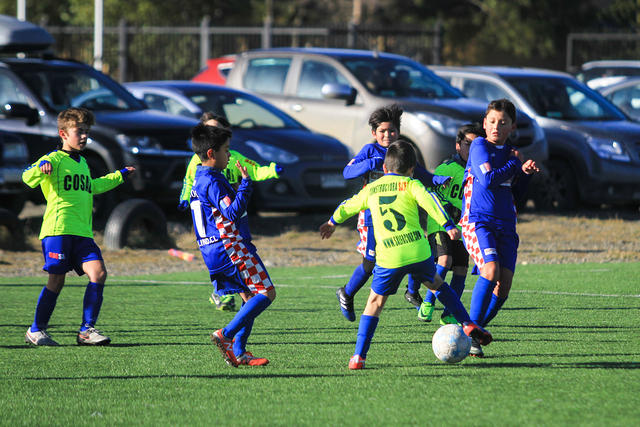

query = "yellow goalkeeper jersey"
22;150;124;239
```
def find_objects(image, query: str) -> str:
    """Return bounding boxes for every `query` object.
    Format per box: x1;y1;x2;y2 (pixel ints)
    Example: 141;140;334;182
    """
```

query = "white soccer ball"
432;324;471;363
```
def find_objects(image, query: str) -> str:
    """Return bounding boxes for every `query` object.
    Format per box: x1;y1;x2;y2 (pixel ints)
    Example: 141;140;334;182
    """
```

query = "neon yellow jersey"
331;174;455;269
22;150;124;239
179;151;279;202
426;156;466;234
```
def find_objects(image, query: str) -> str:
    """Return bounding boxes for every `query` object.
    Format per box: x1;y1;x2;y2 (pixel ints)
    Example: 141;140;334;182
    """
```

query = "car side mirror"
321;83;357;106
2;103;40;126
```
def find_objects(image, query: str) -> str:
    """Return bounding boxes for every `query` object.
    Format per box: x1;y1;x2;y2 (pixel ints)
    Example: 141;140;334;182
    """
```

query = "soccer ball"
432;324;471;363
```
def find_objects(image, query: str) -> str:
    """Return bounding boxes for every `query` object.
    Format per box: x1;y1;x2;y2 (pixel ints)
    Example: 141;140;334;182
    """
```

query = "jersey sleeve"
343;146;382;180
208;177;253;222
22;154;52;188
469;141;521;188
330;187;369;224
92;170;124;195
179;154;200;202
410;180;456;231
413;164;450;188
234;150;279;182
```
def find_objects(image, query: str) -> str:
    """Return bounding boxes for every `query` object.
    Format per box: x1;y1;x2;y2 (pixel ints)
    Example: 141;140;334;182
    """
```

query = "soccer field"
1;263;639;426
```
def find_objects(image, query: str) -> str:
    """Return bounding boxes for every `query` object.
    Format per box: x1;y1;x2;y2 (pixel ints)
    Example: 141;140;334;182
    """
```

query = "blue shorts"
209;251;274;296
371;257;436;296
464;221;518;273
41;235;103;275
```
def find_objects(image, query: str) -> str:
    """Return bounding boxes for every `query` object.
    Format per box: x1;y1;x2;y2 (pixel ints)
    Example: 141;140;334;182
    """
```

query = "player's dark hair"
191;122;232;161
199;111;231;129
369;104;402;133
384;139;416;175
456;122;484;145
486;98;516;123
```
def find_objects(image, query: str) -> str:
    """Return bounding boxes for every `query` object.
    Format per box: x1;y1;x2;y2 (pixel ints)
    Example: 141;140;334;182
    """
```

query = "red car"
191;55;236;85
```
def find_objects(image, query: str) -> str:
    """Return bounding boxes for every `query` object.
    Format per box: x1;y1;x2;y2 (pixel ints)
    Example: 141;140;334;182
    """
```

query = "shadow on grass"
462;361;640;369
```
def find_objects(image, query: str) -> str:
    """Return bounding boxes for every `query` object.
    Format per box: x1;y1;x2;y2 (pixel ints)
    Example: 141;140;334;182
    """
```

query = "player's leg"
440;241;469;325
482;268;513;327
338;257;374;322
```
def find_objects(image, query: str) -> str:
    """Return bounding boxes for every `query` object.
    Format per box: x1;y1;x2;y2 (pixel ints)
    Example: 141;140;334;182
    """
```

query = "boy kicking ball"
22;107;135;346
320;140;492;369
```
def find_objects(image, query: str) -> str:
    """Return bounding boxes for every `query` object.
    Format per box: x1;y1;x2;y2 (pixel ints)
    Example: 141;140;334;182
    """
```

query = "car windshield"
19;67;144;112
340;56;462;99
184;90;304;129
505;76;624;121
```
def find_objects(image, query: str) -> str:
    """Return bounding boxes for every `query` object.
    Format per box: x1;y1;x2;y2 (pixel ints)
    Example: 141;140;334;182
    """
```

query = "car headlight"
245;140;299;164
586;137;631;162
416;112;465;137
116;134;161;153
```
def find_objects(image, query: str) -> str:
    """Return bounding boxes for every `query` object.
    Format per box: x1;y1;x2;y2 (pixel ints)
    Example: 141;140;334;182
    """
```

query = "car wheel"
103;199;170;250
538;158;579;211
0;207;25;250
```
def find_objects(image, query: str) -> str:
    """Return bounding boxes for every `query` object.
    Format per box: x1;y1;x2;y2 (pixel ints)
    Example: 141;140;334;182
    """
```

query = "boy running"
320;140;492;370
23;107;135;346
189;123;275;367
461;99;539;357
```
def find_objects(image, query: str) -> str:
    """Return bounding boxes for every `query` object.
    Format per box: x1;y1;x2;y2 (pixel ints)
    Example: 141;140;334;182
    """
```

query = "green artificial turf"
1;263;639;426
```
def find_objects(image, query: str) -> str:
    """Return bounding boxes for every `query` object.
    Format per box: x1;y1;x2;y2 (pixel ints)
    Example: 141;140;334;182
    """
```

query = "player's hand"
447;228;460;241
236;161;249;179
125;166;136;175
511;149;523;161
39;160;52;175
177;200;189;211
522;159;540;175
319;221;336;239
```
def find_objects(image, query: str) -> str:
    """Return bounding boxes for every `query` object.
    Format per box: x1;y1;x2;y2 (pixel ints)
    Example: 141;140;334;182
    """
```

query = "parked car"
124;80;359;211
0;15;198;217
225;48;548;173
576;60;640;90
0;129;29;214
433;65;640;209
192;55;236;85
597;77;640;121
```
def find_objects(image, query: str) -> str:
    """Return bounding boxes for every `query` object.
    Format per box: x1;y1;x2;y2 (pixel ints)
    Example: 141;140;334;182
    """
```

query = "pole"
17;0;26;21
94;0;104;71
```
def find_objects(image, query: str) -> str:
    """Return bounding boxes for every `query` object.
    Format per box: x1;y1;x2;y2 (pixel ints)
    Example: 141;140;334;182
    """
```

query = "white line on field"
116;279;639;297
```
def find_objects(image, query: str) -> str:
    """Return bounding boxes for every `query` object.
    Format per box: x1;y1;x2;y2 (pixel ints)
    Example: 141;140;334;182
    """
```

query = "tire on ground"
104;199;170;250
0;207;25;250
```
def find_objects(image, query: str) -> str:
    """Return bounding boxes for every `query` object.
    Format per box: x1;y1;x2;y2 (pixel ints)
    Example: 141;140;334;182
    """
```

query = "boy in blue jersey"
22;107;135;346
321;140;492;370
337;104;450;322
189;123;275;367
460;99;539;357
418;123;483;323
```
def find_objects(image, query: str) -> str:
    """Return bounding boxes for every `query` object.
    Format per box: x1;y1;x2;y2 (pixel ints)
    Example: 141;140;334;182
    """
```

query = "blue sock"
442;274;466;317
233;318;254;357
354;315;379;359
469;276;496;324
81;282;104;331
223;293;271;338
406;275;421;294
482;294;507;327
425;288;436;304
32;287;59;332
435;283;470;324
344;264;371;297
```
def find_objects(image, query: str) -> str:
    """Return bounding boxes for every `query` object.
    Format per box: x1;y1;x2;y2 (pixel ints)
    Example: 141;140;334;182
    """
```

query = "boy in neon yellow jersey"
320;140;492;369
23;107;135;346
177;113;281;311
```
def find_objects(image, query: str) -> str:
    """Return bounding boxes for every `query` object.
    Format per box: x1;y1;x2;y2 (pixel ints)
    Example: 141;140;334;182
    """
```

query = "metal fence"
44;19;443;83
566;32;640;72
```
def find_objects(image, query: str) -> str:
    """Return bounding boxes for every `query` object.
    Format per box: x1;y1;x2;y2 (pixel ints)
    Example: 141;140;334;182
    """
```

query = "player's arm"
320;188;369;239
92;167;135;195
343;146;382;180
179;154;200;203
22;154;54;188
233;150;281;182
470;142;521;188
413;164;451;188
211;162;253;222
411;180;459;240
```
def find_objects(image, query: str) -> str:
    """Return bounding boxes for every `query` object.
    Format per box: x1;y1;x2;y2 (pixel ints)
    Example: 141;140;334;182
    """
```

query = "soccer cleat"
469;337;485;358
462;322;493;346
209;292;236;311
237;351;269;366
417;301;434;322
404;290;423;308
211;329;239;367
76;327;111;345
439;314;460;326
336;287;355;322
349;355;366;370
25;327;59;346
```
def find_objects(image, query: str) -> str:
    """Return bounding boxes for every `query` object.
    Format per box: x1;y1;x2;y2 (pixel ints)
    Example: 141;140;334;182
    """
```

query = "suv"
576;60;640;90
433;65;640;209
225;48;548;172
0;15;197;215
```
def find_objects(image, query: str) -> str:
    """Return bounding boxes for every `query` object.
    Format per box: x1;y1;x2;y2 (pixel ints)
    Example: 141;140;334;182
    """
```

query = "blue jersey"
461;137;522;226
343;142;447;226
190;165;254;274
